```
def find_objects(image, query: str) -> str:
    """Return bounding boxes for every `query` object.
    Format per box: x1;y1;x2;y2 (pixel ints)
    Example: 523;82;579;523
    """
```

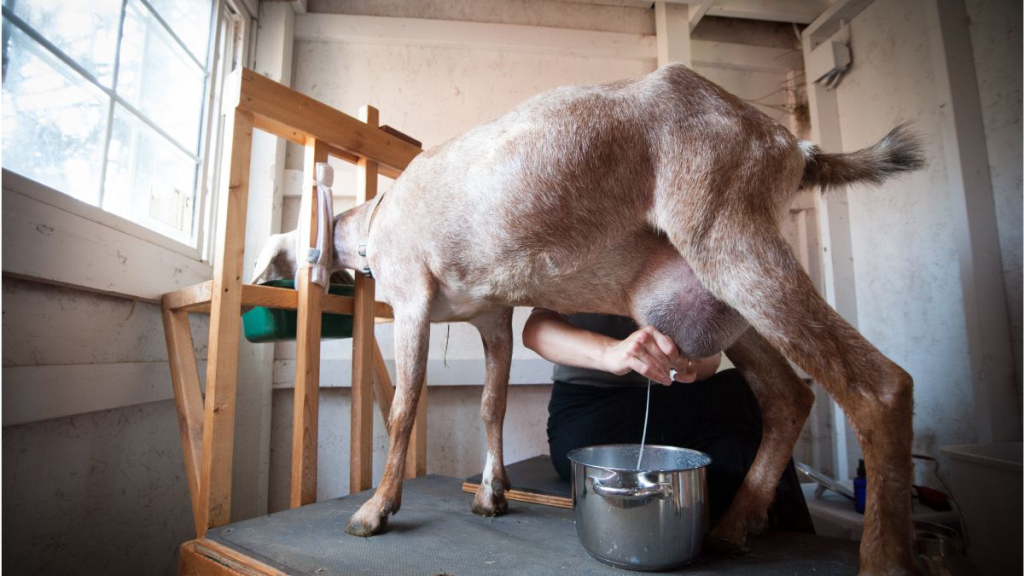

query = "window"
2;0;219;246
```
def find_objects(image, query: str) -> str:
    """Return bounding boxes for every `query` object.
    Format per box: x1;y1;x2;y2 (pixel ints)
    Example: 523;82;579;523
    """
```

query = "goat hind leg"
707;328;814;553
677;223;916;574
345;308;431;537
469;308;514;517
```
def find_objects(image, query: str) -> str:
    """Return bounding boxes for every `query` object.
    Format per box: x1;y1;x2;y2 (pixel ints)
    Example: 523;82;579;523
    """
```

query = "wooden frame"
161;68;425;539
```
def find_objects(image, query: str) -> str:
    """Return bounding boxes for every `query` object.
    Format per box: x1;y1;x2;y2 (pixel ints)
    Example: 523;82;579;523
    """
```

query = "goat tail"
799;123;925;193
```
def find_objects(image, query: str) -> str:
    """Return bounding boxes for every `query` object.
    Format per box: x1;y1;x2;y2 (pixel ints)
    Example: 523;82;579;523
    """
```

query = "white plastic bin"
940;442;1022;576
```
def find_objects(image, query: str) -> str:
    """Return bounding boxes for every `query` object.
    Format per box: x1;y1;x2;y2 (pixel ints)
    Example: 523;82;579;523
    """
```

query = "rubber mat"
206;475;859;575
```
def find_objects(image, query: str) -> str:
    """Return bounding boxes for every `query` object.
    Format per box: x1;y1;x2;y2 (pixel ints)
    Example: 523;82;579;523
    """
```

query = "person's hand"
671;357;699;384
599;325;683;386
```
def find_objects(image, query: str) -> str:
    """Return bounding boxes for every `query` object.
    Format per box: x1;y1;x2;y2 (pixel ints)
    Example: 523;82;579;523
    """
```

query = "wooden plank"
294;13;657;62
164;282;395;318
371;338;394;423
688;0;711;32
2;360;208;426
290;138;328;508
380;125;422;148
164;281;214;311
803;0;875;48
199;108;255;534
655;2;691;68
706;0;832;24
291;14;805;77
322;141;404;181
161;306;206;535
460;482;573;510
691;41;803;74
243;284;394;318
405;379;428;479
368;333;425;478
350;104;379;494
238;69;420;174
179;539;288;576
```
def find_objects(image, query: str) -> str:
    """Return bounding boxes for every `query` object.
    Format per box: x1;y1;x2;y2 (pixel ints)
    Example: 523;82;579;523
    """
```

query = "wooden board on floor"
462;455;573;510
461;482;573;510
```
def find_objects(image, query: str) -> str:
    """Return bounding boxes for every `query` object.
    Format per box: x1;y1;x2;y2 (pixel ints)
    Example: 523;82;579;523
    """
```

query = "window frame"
1;0;254;300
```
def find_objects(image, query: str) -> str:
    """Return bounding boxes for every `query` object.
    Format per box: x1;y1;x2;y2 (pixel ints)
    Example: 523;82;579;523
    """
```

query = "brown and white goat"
255;64;923;574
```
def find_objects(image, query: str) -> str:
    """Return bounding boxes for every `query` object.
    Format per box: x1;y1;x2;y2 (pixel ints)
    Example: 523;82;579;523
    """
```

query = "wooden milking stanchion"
350;104;378;494
290;137;329;507
159;70;426;571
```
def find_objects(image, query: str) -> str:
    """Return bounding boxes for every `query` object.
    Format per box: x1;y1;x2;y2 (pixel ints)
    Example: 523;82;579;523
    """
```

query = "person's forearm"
523;308;722;384
522;308;616;372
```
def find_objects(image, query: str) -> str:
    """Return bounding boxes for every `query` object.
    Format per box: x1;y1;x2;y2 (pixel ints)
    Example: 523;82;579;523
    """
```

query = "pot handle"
592;479;671;501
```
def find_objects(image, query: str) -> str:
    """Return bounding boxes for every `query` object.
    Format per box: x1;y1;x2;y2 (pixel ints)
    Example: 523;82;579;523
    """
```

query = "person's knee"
549;451;571;482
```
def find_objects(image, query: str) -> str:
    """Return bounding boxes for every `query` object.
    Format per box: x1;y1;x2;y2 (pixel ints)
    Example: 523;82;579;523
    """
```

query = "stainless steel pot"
567;445;711;572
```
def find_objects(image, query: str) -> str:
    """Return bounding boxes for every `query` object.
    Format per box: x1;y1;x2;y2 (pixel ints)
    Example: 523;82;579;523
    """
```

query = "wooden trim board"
237;69;421;175
163;281;395;319
179;538;286;576
294;13;803;73
461;482;573;510
290;138;329;508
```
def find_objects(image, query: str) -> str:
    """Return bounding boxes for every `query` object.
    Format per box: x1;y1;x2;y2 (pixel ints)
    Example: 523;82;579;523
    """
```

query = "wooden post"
290;138;328;507
405;380;428;479
371;338;395;422
369;336;427;479
199;107;255;533
655;1;691;67
350;105;379;494
161;306;205;534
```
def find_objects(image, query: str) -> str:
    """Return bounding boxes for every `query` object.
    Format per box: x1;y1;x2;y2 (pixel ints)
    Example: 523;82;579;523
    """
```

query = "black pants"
547;369;814;533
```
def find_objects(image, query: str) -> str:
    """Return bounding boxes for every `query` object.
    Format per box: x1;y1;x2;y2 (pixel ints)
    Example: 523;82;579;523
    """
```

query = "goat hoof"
705;534;747;556
746;511;768;535
471;479;510;517
706;524;747;556
471;496;509;517
345;503;389;537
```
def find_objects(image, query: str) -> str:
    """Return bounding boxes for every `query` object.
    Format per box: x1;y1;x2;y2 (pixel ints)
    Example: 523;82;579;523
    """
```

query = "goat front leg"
345;305;431;537
707;328;814;553
469;309;514;517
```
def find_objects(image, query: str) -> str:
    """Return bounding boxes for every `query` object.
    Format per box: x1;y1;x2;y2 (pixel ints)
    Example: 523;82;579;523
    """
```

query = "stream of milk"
636;378;652;470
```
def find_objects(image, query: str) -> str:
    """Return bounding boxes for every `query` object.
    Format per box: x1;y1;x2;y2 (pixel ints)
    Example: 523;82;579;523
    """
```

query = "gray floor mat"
206;475;859;575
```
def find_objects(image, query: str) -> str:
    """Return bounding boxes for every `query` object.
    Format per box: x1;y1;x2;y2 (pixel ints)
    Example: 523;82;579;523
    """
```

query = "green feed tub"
243;279;354;343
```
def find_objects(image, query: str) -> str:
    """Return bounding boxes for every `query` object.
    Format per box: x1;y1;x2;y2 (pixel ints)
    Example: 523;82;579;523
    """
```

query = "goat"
254;63;924;574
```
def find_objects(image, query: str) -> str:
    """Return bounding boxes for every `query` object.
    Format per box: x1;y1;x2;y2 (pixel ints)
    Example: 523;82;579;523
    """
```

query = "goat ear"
251;231;299;284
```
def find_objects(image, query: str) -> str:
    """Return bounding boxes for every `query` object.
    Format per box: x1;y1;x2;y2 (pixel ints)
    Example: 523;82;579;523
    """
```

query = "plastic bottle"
854;459;867;514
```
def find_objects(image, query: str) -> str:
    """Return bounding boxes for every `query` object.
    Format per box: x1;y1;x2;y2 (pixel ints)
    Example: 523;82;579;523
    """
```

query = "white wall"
1;279;204;576
828;0;1021;478
964;0;1023;410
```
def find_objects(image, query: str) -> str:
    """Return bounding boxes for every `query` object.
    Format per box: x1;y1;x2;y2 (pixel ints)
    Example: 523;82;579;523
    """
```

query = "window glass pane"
10;0;121;86
103;104;197;240
117;0;205;152
2;26;109;205
147;0;213;64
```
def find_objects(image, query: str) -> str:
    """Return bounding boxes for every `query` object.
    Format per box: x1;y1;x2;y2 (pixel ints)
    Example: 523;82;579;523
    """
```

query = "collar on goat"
357;191;387;279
